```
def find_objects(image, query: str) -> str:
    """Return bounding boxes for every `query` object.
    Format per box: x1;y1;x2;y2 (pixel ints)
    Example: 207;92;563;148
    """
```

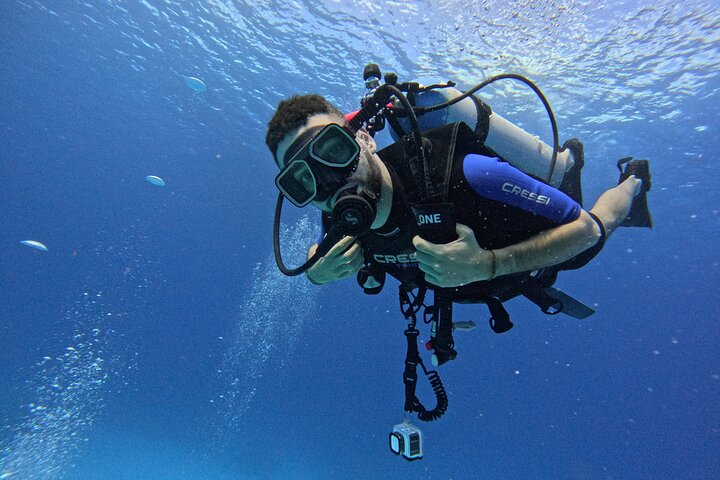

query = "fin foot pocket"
559;138;584;206
617;158;653;228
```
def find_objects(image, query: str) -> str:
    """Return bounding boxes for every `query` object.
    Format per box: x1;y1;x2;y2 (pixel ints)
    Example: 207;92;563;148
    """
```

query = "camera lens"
389;432;404;455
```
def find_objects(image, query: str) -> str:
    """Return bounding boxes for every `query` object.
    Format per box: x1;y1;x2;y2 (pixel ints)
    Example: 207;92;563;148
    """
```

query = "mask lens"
311;125;360;166
276;160;316;207
275;124;360;208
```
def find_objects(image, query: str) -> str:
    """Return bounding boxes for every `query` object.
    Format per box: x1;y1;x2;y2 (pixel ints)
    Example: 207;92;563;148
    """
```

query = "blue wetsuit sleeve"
463;154;581;224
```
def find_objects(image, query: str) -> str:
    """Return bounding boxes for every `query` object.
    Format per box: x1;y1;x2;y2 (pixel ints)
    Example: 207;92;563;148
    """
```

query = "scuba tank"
382;79;576;188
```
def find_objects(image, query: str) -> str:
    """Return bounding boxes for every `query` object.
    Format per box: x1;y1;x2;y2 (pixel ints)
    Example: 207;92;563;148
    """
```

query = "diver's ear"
355;129;377;154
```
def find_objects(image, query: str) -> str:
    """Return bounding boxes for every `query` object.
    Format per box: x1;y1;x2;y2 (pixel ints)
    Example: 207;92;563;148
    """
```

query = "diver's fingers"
335;244;363;274
347;252;364;272
341;242;362;261
421;270;442;287
337;253;364;277
416;258;441;277
326;235;357;258
413;248;437;264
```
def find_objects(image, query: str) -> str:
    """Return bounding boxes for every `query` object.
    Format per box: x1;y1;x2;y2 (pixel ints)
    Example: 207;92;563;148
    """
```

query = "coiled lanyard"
399;286;448;422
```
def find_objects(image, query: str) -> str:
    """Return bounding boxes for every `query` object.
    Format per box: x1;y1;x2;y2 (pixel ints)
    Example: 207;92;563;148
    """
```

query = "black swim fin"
542;287;596;319
523;285;595;319
617;157;653;228
558;138;584;206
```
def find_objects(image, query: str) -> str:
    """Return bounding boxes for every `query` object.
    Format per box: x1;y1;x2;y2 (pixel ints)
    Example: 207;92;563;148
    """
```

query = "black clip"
487;297;514;334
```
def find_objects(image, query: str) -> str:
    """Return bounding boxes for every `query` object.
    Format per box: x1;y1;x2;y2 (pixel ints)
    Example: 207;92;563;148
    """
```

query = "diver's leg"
589;177;642;236
485;113;574;187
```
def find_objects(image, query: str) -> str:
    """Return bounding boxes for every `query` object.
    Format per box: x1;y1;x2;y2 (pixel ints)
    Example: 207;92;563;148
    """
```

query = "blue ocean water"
1;0;718;478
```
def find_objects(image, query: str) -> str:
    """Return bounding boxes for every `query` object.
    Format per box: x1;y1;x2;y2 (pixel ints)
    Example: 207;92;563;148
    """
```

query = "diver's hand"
305;236;364;285
413;223;495;287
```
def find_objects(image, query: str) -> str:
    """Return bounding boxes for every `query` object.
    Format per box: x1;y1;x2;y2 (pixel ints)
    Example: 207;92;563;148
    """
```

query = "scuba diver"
264;65;652;459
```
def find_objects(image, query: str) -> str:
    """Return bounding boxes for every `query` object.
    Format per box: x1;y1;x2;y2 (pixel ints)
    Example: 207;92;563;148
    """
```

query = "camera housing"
389;421;423;460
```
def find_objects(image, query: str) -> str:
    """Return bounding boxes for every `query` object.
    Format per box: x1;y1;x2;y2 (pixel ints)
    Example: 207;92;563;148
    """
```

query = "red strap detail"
345;103;392;123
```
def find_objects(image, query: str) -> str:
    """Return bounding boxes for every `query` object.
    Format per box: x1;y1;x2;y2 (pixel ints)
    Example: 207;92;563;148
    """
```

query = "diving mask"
275;123;361;207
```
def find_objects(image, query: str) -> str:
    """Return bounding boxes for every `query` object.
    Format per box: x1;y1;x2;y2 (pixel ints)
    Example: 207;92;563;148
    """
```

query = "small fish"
20;240;48;252
145;175;166;186
184;76;207;92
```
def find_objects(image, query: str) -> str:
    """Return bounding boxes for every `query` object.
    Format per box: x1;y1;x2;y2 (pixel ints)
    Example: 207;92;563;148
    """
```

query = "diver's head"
269;95;386;276
268;94;381;213
266;94;345;165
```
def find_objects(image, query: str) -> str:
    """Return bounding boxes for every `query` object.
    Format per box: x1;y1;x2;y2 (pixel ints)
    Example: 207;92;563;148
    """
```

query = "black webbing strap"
385;108;407;140
399;287;449;422
469;94;492;144
403;327;421;412
399;286;426;319
430;288;457;366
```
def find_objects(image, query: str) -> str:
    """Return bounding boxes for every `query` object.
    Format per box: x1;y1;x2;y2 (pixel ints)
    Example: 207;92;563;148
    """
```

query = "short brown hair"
265;94;344;162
